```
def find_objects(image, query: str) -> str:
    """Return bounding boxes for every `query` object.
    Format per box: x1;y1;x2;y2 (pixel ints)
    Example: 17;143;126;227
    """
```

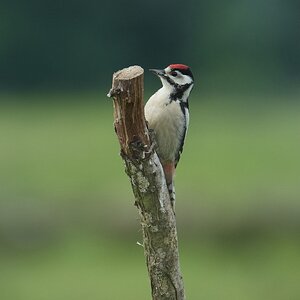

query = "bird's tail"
167;181;176;212
162;162;176;213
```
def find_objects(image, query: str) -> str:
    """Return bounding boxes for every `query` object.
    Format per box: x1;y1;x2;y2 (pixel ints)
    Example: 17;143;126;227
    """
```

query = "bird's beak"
149;69;165;77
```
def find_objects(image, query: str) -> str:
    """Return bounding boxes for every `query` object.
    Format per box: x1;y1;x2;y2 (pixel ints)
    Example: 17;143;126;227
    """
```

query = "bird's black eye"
171;71;177;77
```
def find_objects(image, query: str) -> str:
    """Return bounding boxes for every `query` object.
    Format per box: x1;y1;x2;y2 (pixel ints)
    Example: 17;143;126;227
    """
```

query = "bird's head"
150;64;194;90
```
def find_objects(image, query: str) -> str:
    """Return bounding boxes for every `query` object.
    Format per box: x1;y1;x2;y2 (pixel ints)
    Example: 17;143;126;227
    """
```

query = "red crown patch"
169;64;189;70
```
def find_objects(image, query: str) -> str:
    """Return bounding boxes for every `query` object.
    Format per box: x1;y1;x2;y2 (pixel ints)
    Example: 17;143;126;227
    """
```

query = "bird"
144;64;194;211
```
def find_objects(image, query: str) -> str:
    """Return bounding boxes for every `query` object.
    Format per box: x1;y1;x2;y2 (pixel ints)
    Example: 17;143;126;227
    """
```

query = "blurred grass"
1;92;299;201
0;237;300;299
0;91;300;299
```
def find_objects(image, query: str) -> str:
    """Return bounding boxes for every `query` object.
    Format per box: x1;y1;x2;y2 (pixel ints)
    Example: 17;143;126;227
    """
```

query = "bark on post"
108;65;185;300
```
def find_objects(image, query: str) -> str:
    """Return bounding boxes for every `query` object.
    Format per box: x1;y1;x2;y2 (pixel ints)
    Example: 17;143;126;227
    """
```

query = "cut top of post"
114;65;144;81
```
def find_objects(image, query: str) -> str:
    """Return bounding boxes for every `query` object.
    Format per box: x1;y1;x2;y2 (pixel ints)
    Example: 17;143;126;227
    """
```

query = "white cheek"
174;74;193;85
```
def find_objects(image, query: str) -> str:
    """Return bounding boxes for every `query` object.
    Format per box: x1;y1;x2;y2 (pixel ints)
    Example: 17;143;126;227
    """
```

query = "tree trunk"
108;65;185;300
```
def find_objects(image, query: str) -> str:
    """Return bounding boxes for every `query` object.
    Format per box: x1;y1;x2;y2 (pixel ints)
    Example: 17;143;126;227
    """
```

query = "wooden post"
108;65;185;300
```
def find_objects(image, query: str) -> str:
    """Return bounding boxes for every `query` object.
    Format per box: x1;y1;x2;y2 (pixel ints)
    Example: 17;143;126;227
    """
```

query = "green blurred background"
1;1;300;299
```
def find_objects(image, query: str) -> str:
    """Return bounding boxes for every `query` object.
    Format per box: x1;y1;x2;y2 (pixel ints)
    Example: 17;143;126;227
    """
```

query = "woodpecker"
144;64;194;210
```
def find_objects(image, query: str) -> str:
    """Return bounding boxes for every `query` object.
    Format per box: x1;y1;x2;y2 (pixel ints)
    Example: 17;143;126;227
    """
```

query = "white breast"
144;88;187;163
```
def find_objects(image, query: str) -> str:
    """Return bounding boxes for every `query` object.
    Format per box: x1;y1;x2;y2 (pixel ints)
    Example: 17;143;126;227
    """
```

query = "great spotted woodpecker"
144;64;194;210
